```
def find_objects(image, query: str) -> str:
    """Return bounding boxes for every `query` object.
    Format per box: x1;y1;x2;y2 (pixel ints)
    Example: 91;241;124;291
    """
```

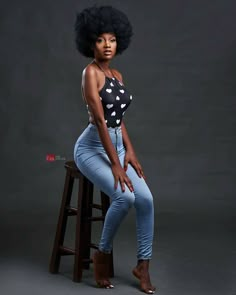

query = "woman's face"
93;32;117;60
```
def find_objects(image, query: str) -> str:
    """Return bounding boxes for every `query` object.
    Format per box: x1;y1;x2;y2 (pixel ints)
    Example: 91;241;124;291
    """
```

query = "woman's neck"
93;59;114;77
93;59;110;70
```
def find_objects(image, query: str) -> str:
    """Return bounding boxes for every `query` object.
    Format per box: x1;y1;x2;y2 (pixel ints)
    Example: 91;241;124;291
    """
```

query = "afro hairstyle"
74;5;133;58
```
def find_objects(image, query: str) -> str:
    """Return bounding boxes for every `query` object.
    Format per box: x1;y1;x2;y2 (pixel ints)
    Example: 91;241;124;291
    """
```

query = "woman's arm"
121;120;135;152
113;69;145;180
111;69;135;153
82;66;120;165
121;121;146;179
82;65;134;192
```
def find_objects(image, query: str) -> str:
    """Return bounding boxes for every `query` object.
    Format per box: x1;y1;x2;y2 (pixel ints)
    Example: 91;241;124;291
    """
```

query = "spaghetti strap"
93;60;105;73
110;68;116;78
93;60;115;79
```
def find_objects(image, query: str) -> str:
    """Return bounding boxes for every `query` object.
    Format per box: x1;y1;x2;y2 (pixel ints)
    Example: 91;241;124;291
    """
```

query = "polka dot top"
86;62;133;128
98;75;133;127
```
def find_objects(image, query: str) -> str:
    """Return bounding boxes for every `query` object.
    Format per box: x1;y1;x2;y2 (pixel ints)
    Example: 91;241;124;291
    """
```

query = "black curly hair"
74;5;133;58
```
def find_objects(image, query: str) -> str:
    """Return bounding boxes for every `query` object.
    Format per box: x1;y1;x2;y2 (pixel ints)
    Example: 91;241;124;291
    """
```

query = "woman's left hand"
123;149;146;180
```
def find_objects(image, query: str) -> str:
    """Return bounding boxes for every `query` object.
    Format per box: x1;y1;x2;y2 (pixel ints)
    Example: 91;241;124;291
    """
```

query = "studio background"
0;0;235;294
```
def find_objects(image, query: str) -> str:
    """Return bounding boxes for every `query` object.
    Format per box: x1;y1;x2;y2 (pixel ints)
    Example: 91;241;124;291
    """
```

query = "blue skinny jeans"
73;123;154;260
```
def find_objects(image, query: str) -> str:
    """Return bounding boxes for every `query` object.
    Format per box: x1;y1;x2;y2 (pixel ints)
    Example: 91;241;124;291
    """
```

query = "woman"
73;5;155;294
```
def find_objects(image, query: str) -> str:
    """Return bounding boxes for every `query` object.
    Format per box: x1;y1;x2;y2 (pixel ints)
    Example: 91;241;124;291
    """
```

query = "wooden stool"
49;160;114;282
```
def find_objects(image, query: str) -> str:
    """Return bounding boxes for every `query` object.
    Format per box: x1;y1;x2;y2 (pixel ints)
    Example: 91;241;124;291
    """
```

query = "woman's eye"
96;38;116;43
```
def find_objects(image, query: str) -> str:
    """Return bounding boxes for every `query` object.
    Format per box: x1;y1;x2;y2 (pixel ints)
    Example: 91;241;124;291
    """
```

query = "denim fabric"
73;123;154;259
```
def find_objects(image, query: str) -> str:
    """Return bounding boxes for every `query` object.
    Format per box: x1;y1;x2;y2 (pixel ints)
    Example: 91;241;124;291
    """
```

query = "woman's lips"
104;50;112;55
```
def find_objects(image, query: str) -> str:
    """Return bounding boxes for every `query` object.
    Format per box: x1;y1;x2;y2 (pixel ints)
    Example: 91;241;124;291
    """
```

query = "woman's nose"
104;41;111;47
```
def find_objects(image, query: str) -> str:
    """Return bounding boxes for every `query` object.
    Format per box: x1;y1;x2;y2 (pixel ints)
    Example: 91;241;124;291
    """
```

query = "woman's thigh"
74;147;130;199
74;141;152;202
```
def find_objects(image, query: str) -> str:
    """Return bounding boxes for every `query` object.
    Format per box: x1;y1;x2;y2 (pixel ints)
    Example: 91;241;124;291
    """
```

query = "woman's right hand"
111;163;134;193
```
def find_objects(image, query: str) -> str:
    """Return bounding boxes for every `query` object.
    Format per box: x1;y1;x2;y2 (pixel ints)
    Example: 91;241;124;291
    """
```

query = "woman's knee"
111;188;135;211
134;190;154;211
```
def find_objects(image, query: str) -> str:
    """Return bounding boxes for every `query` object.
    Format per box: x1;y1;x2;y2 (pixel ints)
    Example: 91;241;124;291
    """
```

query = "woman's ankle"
137;259;150;268
94;250;111;263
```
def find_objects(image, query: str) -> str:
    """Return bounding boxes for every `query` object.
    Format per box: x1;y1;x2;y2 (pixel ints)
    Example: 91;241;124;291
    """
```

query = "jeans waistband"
88;122;122;134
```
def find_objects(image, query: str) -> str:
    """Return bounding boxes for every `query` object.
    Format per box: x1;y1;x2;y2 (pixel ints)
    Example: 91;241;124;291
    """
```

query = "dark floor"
1;201;235;295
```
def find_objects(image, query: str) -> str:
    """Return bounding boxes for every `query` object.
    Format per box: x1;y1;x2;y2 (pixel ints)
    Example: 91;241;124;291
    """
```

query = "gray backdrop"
1;0;235;294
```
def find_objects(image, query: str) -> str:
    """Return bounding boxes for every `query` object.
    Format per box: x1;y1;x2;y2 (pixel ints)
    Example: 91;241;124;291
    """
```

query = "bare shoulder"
82;64;97;80
111;68;123;82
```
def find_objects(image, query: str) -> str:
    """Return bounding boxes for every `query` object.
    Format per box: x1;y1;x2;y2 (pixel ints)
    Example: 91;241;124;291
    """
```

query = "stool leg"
81;178;93;269
101;191;114;278
49;170;74;274
73;174;91;282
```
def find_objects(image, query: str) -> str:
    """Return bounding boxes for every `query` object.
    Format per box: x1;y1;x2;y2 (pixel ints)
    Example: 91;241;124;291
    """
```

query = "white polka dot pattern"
98;77;133;127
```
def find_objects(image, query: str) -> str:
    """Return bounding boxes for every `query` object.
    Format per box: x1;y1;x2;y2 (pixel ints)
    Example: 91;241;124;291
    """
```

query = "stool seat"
65;160;80;172
64;161;82;178
49;160;114;282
